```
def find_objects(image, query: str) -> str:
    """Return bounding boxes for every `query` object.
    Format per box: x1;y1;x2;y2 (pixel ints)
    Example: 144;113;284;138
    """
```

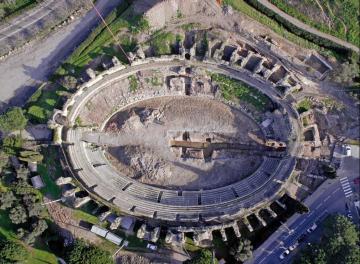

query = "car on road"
289;242;299;251
146;243;157;251
298;233;307;242
344;145;352;156
279;249;290;259
306;223;317;234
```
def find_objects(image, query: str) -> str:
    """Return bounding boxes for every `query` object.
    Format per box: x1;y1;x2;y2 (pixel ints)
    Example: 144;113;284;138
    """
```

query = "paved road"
248;151;360;264
256;0;359;53
0;0;123;110
0;0;60;43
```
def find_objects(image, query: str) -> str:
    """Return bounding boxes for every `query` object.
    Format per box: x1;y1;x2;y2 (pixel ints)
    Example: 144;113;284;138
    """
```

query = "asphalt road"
0;0;123;110
256;0;359;53
248;150;360;264
0;0;60;43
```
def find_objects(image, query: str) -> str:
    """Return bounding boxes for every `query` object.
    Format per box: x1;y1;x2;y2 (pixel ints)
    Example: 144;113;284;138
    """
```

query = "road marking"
324;195;331;202
339;176;353;198
343;187;352;192
315;203;322;209
258;257;267;264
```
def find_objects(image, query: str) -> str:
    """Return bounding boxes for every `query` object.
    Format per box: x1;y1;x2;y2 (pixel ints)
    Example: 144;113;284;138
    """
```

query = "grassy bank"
0;0;44;21
56;0;148;77
223;0;349;59
268;0;359;47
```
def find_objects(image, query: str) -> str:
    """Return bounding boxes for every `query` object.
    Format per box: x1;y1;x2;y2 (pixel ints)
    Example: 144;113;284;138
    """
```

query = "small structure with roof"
28;161;37;172
90;225;108;238
105;232;123;245
30;175;45;189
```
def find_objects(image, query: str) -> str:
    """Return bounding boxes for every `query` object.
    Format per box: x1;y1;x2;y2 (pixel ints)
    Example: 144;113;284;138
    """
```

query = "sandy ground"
102;96;263;190
0;0;123;110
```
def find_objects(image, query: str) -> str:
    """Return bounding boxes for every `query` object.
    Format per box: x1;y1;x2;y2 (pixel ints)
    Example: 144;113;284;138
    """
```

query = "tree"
184;249;218;264
295;214;360;264
0;191;16;210
9;205;28;224
230;239;253;262
0;239;29;263
18;150;44;163
1;135;23;155
0;151;8;171
0;107;27;132
66;240;113;264
24;219;48;245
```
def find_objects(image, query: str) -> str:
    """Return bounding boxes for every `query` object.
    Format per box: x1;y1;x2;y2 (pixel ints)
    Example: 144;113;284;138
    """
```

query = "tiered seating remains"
201;188;235;205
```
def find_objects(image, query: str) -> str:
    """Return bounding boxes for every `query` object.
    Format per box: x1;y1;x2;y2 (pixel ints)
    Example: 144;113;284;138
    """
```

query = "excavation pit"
96;96;265;191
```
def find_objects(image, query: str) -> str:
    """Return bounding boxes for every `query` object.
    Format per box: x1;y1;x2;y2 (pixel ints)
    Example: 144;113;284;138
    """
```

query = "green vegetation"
181;23;201;31
1;135;23;155
223;1;319;50
73;210;100;225
268;0;359;46
37;147;63;198
19;150;43;163
229;238;253;262
0;0;43;21
65;240;113;264
75;116;83;127
211;73;273;112
0;107;27;132
0;238;29;263
149;76;163;86
184;237;201;252
25;84;67;124
0;183;57;264
223;0;348;58
150;31;176;55
296;98;313;114
295;214;359;264
128;75;138;92
55;1;148;76
185;249;218;264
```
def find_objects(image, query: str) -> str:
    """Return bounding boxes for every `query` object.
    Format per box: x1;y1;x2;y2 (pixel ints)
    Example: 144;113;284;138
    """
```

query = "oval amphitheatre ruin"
48;5;325;242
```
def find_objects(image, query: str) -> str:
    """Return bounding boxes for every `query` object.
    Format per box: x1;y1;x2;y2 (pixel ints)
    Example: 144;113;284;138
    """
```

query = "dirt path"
256;0;359;53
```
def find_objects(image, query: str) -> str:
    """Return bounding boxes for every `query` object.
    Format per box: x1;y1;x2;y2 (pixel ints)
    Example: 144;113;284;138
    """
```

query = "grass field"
268;0;359;47
212;73;273;112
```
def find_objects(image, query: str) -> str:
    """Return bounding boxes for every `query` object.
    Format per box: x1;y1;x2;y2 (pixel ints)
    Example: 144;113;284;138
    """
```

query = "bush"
185;249;218;264
0;107;27;132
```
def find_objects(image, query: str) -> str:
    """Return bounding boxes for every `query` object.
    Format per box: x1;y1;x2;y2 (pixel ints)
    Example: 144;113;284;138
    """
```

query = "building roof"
261;118;273;128
30;175;45;189
90;225;108;238
28;161;37;172
105;232;123;245
120;216;135;230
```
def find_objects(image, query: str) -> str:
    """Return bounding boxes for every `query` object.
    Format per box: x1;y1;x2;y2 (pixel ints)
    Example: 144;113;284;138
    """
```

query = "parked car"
279;249;290;259
146;243;157;251
306;223;317;234
344;145;352;156
298;234;307;242
289;242;299;251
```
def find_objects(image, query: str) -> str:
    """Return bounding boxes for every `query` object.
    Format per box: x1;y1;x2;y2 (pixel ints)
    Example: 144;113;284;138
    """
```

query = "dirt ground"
103;96;263;190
